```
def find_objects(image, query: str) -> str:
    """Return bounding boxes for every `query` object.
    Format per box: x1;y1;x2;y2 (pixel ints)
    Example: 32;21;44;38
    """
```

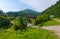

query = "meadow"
44;20;60;26
38;20;60;26
0;28;59;39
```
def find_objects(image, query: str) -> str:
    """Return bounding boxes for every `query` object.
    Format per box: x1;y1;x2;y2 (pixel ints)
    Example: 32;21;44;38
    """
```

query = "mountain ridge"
41;0;60;18
7;9;40;17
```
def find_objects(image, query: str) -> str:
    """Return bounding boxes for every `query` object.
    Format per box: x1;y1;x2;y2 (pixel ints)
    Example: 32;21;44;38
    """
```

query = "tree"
36;14;50;25
14;17;27;30
41;0;60;18
0;16;10;28
0;10;3;13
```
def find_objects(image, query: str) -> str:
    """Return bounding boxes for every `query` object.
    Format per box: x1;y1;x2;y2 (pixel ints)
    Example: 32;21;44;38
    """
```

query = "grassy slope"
43;20;60;26
38;20;60;26
0;28;59;39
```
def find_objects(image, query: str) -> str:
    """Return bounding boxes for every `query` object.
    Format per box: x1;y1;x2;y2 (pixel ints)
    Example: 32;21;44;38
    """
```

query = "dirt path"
53;19;60;22
30;25;60;37
41;26;60;37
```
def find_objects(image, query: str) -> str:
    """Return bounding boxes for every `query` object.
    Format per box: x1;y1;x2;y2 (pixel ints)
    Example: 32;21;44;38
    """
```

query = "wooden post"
34;18;36;25
26;17;28;27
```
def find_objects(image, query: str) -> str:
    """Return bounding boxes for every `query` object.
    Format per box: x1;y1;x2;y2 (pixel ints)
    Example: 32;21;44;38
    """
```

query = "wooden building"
26;15;37;26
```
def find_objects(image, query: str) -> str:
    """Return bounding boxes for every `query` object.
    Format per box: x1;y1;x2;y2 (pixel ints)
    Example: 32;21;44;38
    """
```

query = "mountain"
0;10;4;15
7;9;40;17
41;0;60;18
7;12;18;17
0;10;7;17
19;9;40;17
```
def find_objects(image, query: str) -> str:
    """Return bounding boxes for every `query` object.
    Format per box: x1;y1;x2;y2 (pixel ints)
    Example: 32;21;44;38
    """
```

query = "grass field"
38;20;60;26
0;28;59;39
44;20;60;26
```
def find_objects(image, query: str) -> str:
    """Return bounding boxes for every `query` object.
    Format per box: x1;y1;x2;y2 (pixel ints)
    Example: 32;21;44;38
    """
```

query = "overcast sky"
0;0;59;12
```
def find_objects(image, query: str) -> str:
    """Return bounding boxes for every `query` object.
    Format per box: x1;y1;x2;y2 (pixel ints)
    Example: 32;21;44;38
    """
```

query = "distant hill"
7;9;40;17
41;0;60;18
0;10;7;17
0;10;4;15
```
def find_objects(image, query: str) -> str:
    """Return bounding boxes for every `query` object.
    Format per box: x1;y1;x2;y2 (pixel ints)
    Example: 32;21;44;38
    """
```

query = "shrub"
27;18;32;23
0;16;10;28
36;14;50;25
14;17;27;30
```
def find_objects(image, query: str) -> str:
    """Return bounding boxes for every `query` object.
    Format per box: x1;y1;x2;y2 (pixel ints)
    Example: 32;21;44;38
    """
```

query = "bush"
27;18;32;23
0;28;59;39
0;16;10;28
14;17;27;30
36;14;50;25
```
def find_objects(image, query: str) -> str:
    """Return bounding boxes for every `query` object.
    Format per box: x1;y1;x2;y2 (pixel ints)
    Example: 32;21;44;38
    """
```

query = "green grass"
38;20;60;26
43;20;60;26
0;28;59;39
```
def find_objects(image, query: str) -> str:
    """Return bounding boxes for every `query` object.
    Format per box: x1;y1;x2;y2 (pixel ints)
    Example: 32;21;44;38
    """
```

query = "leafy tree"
14;17;27;30
7;9;39;17
0;16;10;28
0;10;3;13
27;18;32;23
41;0;60;18
36;14;50;25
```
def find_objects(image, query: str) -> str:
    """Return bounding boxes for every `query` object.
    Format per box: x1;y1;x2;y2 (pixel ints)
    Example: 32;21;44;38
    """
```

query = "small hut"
26;15;37;26
50;15;54;19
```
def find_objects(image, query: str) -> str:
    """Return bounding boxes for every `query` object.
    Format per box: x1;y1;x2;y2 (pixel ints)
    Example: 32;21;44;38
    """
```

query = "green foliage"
27;18;32;23
14;17;27;30
0;16;10;28
0;10;3;13
8;16;16;20
36;0;60;26
41;0;60;18
38;20;60;26
7;9;39;17
36;14;50;25
0;28;59;39
44;20;60;26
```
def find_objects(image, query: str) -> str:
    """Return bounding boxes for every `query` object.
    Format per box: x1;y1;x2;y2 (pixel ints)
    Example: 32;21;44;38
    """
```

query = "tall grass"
38;20;60;26
0;28;59;39
43;20;60;26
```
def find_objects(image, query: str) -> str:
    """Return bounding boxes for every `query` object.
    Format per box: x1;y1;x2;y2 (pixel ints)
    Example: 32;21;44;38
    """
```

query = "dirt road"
41;26;60;37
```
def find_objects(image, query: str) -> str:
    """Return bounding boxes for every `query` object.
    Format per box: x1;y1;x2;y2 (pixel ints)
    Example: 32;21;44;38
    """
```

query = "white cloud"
0;0;22;12
0;0;59;12
18;0;58;12
18;0;43;11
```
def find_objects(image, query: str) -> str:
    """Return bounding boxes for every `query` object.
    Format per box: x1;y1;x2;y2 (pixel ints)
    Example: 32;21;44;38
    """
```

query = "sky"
0;0;59;12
